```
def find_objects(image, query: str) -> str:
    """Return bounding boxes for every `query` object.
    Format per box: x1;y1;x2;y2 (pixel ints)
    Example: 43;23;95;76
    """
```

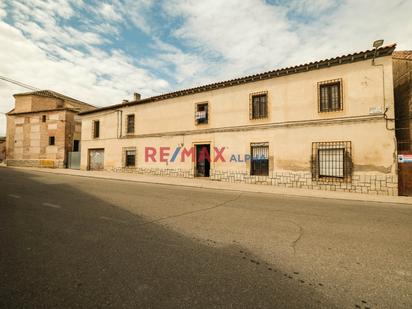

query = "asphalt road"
0;167;411;308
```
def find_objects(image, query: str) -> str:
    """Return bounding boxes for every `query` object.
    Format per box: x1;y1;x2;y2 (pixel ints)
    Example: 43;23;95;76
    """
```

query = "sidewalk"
4;166;412;205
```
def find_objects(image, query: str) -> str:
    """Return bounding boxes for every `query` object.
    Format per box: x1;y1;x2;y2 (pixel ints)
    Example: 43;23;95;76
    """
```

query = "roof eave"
79;44;396;116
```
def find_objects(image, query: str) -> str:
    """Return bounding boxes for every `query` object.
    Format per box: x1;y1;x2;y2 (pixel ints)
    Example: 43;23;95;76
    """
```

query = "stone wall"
112;167;194;178
210;170;398;196
110;167;398;196
6;159;64;168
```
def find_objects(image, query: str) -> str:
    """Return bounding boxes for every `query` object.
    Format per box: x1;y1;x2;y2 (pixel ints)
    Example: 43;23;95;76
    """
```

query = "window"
73;140;80;152
311;141;352;182
250;143;269;176
318;79;342;112
195;103;208;125
49;136;55;146
127;114;135;134
125;150;136;167
42;115;47;122
93;120;100;138
250;92;268;119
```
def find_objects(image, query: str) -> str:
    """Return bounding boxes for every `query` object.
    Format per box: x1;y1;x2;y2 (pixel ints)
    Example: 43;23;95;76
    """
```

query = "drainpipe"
116;110;123;138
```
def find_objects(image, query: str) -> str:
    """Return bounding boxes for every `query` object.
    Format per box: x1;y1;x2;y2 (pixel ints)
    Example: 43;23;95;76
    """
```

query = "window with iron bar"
250;93;268;119
127;114;135;134
93;120;100;138
318;79;343;112
49;136;55;146
125;149;136;167
311;141;352;182
250;142;269;176
195;102;208;125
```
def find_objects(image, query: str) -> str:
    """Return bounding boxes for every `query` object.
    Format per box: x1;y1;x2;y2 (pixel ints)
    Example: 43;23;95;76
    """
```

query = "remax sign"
144;146;267;163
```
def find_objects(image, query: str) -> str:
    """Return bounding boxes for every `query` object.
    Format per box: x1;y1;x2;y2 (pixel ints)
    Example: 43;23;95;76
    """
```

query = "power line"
0;75;40;91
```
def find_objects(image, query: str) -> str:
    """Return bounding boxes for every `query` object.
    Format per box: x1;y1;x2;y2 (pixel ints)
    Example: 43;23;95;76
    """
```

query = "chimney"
133;92;141;101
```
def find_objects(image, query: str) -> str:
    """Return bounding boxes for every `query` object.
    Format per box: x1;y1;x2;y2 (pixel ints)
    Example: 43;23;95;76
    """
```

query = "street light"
372;39;384;64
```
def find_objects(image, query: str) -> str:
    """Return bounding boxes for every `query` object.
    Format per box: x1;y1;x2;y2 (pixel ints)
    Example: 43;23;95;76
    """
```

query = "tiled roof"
14;89;95;108
80;44;397;116
393;50;412;60
7;107;83;116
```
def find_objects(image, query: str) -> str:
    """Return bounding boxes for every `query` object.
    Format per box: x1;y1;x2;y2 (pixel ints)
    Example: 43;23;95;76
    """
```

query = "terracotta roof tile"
13;90;95;108
393;50;412;60
78;43;397;116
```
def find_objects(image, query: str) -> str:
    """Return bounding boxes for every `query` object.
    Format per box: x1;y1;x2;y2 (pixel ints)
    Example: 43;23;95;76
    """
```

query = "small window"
93;120;100;138
195;103;208;125
318;80;342;112
311;141;352;182
73;140;80;152
125;150;136;167
250;143;269;176
250;93;268;119
42;115;47;122
127;114;135;134
49;136;55;146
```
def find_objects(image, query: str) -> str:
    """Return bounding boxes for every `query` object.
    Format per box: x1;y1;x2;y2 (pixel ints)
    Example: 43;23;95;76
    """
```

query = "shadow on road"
0;167;336;308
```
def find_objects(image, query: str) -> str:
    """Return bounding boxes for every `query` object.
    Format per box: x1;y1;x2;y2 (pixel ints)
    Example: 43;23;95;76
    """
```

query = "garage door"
89;149;104;170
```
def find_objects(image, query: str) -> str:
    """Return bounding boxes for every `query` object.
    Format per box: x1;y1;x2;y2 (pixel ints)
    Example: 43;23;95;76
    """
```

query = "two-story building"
79;44;401;195
6;90;95;168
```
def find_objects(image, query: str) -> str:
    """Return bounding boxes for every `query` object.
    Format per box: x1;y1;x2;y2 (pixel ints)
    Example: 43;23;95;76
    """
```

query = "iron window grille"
42;115;47;122
93;120;100;138
311;141;352;182
250;92;268;119
250;142;269;176
127;114;135;134
195;102;209;125
318;79;343;112
49;136;55;146
125;150;136;167
123;147;136;168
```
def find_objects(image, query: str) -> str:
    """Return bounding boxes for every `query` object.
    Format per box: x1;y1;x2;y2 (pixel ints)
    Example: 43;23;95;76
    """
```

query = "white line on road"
42;202;62;209
8;194;21;199
100;216;128;225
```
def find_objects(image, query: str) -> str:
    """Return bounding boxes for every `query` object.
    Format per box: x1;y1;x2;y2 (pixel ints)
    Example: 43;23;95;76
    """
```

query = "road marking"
100;216;128;225
8;194;21;199
42;202;62;209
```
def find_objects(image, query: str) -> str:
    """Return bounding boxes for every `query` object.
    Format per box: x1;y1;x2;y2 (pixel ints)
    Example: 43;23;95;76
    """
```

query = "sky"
0;0;412;136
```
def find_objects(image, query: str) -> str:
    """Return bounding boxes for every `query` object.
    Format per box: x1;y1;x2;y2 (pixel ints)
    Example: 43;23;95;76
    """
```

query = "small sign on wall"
398;154;412;163
369;106;383;114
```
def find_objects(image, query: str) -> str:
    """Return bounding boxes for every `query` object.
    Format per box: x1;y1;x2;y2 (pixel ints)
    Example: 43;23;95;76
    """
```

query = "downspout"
117;110;123;138
377;58;398;181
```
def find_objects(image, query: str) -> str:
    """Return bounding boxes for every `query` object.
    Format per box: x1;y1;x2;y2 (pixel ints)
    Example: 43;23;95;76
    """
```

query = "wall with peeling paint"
80;55;398;195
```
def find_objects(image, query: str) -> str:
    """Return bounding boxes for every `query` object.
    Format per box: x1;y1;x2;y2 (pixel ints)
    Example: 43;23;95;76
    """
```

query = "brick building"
0;137;5;162
393;51;412;195
6;90;95;168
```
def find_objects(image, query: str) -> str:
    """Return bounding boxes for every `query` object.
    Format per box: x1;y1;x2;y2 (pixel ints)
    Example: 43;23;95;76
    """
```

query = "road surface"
0;167;411;308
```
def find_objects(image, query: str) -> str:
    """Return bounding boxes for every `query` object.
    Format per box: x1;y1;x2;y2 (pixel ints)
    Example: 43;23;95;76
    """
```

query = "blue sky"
0;0;412;135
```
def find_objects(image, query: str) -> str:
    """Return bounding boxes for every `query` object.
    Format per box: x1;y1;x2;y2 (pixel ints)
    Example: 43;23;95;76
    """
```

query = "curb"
3;166;412;206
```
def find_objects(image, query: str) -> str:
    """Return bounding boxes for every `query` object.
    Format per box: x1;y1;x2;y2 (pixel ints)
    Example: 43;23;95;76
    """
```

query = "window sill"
318;109;343;113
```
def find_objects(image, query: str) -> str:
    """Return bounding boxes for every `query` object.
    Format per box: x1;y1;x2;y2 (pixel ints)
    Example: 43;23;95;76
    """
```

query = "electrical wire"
0;75;40;91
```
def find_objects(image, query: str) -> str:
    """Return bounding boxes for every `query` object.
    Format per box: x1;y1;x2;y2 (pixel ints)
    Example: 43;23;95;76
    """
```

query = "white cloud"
1;0;412;136
165;0;299;80
164;0;412;83
0;0;170;135
98;3;122;21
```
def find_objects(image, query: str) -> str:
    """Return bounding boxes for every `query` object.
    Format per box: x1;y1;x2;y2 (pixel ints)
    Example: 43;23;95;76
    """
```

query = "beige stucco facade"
6;91;94;168
80;50;399;195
